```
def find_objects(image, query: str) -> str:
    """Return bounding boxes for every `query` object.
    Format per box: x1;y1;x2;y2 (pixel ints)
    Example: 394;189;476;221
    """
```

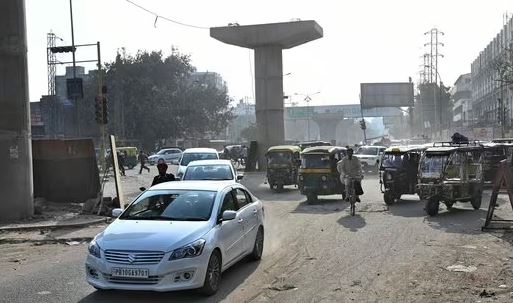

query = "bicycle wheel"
350;198;356;216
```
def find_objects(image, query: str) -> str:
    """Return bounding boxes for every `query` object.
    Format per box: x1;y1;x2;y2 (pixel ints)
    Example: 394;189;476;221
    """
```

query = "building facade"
471;17;513;127
451;73;472;127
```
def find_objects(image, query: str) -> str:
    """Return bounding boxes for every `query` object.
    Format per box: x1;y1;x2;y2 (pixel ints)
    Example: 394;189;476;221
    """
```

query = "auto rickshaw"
416;142;484;216
379;145;426;205
483;142;513;183
116;146;139;169
298;146;347;203
296;141;332;151
265;145;301;191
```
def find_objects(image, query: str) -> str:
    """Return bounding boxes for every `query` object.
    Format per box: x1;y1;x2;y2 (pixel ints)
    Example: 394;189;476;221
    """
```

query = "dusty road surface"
2;166;513;303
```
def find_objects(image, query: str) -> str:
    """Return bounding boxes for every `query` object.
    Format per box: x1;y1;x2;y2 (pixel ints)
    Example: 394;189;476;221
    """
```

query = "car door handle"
252;209;258;215
238;218;244;223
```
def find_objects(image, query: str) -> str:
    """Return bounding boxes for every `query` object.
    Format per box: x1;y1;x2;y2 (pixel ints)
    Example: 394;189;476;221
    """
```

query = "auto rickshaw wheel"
306;193;317;204
444;201;454;210
383;190;395;205
471;189;482;210
277;183;284;191
425;197;439;216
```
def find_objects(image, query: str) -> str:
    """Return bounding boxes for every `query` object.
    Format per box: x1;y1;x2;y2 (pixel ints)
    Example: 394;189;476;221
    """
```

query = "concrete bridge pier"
0;0;34;220
210;21;323;169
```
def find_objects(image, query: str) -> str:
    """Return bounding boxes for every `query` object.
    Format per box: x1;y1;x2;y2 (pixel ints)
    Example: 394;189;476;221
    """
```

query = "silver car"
183;160;243;182
148;148;183;165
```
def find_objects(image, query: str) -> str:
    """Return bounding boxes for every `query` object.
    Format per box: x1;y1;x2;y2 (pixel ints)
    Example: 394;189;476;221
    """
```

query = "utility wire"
124;0;209;30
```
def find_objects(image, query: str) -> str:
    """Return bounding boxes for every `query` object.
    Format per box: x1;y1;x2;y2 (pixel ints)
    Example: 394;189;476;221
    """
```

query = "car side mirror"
111;208;123;218
221;210;237;221
139;187;146;192
236;174;244;181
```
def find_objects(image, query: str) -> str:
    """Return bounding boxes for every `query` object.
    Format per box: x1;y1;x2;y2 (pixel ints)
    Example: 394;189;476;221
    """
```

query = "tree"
80;49;233;150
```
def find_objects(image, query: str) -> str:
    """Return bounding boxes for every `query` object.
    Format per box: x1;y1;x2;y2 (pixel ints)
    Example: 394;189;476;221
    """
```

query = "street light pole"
295;91;320;141
69;0;80;136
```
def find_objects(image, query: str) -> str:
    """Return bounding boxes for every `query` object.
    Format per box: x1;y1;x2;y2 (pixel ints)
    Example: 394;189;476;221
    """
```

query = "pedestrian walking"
138;150;150;174
117;151;126;176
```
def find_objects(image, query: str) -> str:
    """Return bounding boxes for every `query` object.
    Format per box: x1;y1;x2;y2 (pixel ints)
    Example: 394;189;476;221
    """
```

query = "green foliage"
80;49;233;150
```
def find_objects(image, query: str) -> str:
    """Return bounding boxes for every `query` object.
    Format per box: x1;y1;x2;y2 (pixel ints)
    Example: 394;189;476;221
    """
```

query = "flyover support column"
0;0;34;220
254;46;284;169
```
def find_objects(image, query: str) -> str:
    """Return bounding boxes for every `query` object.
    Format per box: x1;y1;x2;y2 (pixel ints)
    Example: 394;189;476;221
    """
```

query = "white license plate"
112;268;149;278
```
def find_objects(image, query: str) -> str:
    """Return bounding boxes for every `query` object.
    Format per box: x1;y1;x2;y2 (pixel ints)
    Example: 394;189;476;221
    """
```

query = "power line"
124;0;209;30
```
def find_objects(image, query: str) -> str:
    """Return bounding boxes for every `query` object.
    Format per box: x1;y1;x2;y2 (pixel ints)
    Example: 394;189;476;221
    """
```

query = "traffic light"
102;96;108;124
95;95;103;124
359;119;366;130
50;46;76;53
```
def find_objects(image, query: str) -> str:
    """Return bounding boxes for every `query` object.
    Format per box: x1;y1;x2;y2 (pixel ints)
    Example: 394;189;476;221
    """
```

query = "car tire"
306;193;317;204
425;197;439;216
200;250;222;296
471;189;482;210
384;190;395;205
249;227;264;261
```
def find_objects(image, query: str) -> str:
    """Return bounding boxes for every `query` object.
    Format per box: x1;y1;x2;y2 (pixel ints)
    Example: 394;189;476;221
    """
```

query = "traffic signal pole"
96;42;106;173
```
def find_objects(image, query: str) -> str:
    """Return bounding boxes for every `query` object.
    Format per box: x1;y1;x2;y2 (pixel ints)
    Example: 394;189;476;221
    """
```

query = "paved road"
2;168;513;302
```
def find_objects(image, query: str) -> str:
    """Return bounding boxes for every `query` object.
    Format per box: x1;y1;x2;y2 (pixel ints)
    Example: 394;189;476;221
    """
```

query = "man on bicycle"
337;148;363;202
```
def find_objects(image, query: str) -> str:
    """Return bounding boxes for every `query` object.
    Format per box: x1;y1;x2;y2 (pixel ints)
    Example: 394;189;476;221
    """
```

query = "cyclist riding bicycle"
337;148;364;202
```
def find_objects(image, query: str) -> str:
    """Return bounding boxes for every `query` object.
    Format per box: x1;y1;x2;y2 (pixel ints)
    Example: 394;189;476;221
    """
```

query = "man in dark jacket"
138;150;150;174
151;163;176;186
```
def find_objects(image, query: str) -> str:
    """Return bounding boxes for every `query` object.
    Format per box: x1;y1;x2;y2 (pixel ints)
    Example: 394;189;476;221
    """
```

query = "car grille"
103;274;162;285
104;250;165;265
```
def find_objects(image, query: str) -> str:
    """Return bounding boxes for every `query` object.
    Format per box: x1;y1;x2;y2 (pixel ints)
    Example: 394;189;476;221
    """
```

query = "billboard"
360;82;414;109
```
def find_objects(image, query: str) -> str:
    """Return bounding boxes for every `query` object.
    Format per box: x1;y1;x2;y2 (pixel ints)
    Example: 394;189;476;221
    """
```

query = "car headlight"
321;175;327;182
88;239;101;258
169;239;206;261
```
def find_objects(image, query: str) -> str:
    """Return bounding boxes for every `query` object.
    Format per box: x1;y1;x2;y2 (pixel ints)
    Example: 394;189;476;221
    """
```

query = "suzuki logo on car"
128;254;136;264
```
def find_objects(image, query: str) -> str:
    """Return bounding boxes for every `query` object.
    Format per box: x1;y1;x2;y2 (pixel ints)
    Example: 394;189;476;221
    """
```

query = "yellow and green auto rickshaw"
116;146;139;169
298;146;347;203
265;145;301;191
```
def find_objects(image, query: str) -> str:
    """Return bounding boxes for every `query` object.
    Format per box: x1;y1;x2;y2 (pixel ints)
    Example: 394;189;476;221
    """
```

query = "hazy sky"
26;0;512;106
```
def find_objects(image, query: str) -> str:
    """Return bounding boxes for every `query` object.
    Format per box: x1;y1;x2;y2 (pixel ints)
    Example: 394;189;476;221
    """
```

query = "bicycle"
345;177;360;216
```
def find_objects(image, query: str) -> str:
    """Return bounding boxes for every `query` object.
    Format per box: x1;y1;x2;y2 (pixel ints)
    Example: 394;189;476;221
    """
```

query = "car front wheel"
200;251;222;296
249;227;264;261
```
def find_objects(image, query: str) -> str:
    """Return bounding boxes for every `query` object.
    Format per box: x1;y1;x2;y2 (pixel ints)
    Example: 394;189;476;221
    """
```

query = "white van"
173;148;219;179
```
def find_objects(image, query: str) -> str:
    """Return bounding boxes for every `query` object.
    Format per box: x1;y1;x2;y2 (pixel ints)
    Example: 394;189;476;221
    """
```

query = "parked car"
182;159;243;182
354;145;386;173
148;148;183;165
173;148;220;180
85;180;264;295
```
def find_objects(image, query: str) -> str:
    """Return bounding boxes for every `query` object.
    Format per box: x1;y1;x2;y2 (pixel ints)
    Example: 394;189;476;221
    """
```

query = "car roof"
149;180;237;191
186;159;232;166
183;148;218;153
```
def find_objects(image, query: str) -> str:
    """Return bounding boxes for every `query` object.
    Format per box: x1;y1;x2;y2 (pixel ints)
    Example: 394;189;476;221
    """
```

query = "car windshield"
156;149;168;155
357;147;378;155
420;154;449;178
181;153;218;166
301;154;331;168
267;152;292;165
183;165;233;180
120;190;216;221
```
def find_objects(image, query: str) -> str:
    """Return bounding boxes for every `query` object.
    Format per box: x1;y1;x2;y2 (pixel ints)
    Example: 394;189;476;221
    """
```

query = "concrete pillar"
313;116;341;142
0;0;34;220
254;46;284;165
210;21;323;169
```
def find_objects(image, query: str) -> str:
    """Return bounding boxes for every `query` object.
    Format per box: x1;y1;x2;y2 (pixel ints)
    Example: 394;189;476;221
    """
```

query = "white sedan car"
182;159;243;182
85;181;264;295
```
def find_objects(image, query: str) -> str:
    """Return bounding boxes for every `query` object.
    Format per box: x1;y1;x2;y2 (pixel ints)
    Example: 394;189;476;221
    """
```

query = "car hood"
148;155;158;159
96;219;212;252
